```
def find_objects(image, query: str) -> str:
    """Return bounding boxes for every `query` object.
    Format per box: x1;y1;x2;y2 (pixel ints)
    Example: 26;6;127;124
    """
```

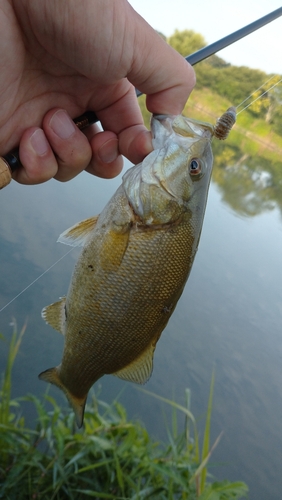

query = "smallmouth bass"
40;109;236;427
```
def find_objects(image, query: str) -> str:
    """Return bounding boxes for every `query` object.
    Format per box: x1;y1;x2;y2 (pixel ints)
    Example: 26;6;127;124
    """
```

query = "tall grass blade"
0;319;26;426
138;387;196;424
200;368;215;493
189;432;223;485
198;480;249;500
74;490;117;498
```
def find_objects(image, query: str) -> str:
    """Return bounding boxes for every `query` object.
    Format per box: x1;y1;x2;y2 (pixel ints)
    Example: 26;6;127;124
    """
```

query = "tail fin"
38;367;87;428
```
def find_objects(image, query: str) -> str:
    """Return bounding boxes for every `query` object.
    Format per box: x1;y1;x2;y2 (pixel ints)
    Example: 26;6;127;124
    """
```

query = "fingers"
14;127;58;185
85;123;152;178
12;108;129;184
84;128;124;179
13;109;92;184
94;84;153;165
117;125;152;165
44;109;92;182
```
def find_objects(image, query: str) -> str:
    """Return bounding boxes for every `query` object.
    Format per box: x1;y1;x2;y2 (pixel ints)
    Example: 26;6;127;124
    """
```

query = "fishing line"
0;248;74;313
237;77;282;115
1;76;281;313
236;75;278;110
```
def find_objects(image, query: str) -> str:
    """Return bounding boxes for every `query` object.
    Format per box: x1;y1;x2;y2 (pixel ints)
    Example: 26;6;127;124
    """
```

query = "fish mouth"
151;114;173;150
151;114;214;149
151;114;173;139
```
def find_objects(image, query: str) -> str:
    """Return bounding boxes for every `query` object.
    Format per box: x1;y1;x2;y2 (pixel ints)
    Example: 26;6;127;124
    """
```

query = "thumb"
126;3;196;115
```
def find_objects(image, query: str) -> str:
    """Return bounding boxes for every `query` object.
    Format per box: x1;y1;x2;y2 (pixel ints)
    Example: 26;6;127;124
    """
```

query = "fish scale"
39;111;235;427
67;225;190;367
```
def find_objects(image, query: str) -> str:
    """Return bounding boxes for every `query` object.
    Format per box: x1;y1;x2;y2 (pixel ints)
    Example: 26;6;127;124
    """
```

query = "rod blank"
0;7;281;189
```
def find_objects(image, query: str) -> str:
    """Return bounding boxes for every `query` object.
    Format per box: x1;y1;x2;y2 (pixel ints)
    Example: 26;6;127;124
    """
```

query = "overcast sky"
129;0;282;75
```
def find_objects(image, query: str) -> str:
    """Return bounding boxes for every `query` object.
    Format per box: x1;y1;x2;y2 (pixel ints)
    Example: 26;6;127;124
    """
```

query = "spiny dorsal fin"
38;366;87;428
57;216;99;247
113;343;155;384
41;296;66;334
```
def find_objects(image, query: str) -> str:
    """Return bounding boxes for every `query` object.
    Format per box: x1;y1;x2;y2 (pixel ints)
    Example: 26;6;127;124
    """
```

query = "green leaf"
198;480;249;500
200;369;215;492
74;489;117;498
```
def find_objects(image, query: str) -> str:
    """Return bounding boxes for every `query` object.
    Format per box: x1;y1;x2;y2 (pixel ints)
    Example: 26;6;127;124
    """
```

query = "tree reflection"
212;141;282;217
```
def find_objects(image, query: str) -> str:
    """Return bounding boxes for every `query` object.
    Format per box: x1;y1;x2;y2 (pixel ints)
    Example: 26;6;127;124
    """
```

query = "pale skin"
0;0;195;184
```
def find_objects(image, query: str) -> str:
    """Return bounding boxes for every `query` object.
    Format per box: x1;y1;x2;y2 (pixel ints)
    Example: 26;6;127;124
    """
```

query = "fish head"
151;114;214;204
123;114;214;225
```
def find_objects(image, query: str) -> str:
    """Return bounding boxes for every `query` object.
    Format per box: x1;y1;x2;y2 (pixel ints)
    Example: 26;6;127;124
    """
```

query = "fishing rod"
0;6;281;189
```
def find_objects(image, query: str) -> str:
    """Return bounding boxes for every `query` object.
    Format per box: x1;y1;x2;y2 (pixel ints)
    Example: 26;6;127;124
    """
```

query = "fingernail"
30;129;49;156
50;110;76;139
98;139;119;163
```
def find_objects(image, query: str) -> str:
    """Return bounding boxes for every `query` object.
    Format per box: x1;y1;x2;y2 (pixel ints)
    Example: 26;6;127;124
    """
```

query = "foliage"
0;320;26;428
194;63;268;107
0;325;248;500
168;29;206;57
184;84;282;218
271;104;282;136
267;79;282;135
167;28;282;219
167;29;282;127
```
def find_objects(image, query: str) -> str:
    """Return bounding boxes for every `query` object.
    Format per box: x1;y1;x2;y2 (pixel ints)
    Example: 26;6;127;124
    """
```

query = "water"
0;151;282;499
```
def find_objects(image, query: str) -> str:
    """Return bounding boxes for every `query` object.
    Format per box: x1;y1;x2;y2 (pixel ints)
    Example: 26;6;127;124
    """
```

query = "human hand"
0;0;195;184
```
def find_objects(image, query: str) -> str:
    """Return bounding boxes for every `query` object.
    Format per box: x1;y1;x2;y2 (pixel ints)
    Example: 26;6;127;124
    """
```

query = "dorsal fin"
57;216;99;247
113;343;156;384
41;297;66;334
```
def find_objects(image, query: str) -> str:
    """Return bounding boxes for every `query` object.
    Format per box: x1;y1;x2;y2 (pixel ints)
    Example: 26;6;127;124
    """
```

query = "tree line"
167;29;282;136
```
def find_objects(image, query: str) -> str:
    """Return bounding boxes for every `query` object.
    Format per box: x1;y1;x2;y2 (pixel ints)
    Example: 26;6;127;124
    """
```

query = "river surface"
0;153;282;499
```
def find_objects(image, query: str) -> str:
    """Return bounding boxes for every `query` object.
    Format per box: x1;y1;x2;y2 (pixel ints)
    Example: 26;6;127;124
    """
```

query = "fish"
39;110;235;427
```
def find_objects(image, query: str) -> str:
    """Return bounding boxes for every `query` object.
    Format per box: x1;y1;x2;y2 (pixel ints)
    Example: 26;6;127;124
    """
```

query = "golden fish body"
40;113;215;427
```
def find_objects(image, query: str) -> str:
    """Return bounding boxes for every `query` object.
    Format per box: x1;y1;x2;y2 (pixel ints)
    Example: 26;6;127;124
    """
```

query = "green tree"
168;29;206;57
271;104;282;136
266;79;282;132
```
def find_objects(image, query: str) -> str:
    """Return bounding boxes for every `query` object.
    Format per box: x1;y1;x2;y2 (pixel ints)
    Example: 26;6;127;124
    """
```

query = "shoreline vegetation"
140;29;282;220
0;323;248;499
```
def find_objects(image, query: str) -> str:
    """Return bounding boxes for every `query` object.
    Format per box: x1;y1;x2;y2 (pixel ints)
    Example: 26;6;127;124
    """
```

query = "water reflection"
0;151;282;500
212;140;282;217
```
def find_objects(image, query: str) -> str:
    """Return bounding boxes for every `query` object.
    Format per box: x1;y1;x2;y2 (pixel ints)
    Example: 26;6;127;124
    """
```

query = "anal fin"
113;343;156;384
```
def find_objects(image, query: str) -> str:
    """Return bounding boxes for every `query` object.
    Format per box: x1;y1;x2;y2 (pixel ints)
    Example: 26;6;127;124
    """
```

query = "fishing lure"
213;107;237;140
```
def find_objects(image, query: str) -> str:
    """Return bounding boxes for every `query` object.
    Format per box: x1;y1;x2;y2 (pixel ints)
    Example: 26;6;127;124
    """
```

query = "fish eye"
189;158;201;175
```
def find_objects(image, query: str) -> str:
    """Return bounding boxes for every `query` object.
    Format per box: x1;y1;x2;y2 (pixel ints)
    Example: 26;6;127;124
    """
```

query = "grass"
0;323;248;499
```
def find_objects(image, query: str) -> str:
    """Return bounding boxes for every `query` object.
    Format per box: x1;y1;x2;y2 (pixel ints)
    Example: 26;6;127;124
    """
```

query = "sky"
129;0;282;75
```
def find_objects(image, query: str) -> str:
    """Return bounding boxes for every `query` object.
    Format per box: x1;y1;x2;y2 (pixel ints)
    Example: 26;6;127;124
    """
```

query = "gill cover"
122;114;214;225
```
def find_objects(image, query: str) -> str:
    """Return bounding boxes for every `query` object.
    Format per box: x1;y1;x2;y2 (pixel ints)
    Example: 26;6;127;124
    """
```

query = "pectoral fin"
113;343;156;384
38;366;87;428
100;227;130;272
58;216;99;247
41;296;66;334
